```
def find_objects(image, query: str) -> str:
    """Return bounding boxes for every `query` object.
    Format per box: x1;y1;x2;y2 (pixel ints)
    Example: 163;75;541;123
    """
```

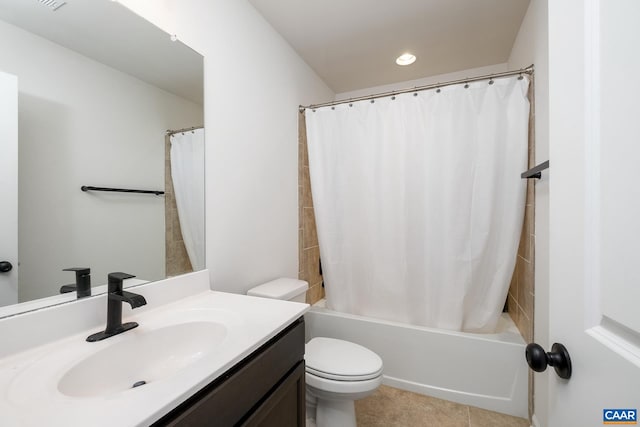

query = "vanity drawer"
155;317;305;427
240;361;305;427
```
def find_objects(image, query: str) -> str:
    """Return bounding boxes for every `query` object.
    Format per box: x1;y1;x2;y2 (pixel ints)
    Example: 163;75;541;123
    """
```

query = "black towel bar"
521;161;549;179
81;186;164;195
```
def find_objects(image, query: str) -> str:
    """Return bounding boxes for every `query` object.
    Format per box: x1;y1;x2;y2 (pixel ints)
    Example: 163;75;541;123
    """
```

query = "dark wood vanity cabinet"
153;317;306;427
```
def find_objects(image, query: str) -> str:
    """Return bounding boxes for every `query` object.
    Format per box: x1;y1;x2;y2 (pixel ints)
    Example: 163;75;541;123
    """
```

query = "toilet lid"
305;337;383;381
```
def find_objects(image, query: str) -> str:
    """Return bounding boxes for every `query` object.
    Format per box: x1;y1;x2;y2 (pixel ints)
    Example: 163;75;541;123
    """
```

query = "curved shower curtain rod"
166;125;204;136
299;64;534;112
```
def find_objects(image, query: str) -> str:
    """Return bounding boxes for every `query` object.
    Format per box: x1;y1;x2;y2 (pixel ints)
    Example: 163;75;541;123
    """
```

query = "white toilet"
247;278;383;427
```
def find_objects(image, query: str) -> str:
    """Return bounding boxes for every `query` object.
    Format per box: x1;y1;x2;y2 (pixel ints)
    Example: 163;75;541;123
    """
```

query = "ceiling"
0;0;203;105
249;0;531;94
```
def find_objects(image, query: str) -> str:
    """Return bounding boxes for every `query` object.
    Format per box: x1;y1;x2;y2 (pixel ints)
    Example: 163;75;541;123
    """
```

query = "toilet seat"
305;337;383;382
306;366;382;381
306;370;383;396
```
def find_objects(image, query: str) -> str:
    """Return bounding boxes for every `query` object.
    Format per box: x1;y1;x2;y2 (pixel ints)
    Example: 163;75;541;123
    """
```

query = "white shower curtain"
170;128;205;271
305;76;530;332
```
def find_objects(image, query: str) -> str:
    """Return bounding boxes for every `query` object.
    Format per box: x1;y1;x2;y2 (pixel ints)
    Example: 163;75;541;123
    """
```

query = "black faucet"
86;272;147;342
60;267;91;298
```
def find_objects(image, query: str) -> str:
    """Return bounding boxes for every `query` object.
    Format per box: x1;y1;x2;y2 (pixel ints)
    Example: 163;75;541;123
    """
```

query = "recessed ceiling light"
396;53;416;66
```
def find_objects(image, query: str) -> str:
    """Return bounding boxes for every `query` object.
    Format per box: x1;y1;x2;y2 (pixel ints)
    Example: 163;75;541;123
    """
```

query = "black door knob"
0;261;12;273
525;342;572;379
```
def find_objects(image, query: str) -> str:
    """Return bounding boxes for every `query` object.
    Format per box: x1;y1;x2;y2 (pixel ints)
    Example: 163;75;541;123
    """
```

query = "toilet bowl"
247;278;384;427
305;337;383;427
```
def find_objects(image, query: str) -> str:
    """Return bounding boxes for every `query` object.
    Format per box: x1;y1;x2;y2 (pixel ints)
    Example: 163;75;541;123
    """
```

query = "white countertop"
0;271;309;426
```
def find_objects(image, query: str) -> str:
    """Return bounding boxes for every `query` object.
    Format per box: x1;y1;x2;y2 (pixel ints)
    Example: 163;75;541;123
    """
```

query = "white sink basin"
58;321;226;398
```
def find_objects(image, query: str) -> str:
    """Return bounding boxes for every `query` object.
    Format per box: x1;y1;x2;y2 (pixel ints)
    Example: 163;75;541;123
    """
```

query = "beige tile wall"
508;182;535;344
298;112;325;304
508;82;535;341
508;81;536;420
165;135;193;277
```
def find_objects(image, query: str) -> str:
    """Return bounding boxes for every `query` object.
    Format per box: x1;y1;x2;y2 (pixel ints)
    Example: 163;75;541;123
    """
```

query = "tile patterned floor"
354;385;530;427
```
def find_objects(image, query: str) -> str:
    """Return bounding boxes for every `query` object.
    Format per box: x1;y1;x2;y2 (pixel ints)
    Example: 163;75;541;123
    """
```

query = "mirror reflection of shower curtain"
170;129;205;271
306;76;529;333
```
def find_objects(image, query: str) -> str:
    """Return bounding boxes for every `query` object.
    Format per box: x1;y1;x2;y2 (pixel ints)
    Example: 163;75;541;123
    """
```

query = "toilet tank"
247;278;308;303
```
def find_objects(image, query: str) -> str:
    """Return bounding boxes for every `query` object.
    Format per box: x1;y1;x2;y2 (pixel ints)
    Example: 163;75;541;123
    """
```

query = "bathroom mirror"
0;0;204;317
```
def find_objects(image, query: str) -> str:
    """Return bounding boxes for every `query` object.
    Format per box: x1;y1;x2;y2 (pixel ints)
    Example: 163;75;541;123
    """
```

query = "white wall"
335;63;509;101
0;19;203;301
507;1;549;425
118;0;334;294
0;71;19;306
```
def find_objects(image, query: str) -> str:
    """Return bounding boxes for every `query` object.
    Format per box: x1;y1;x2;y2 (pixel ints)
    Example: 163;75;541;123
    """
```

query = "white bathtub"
304;299;528;418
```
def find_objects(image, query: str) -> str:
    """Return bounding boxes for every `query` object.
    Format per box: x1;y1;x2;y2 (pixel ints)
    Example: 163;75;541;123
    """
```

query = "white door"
0;71;18;306
547;0;640;425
